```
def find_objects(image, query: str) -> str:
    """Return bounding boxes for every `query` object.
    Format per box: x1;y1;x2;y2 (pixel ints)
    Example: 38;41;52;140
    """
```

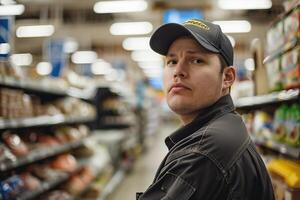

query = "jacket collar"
165;94;235;150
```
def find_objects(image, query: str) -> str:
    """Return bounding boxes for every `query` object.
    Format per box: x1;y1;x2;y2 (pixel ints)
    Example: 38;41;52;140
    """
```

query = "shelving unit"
0;77;95;100
0;137;90;172
0;114;96;130
18;166;83;200
234;89;299;109
252;137;300;159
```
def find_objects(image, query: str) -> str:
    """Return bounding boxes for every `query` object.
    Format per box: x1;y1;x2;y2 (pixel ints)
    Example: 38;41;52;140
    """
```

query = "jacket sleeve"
138;152;229;200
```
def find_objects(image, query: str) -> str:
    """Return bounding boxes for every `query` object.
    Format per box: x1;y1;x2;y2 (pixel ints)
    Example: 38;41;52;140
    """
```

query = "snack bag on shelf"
266;20;284;55
267;159;300;200
273;105;289;142
281;48;300;90
266;57;283;92
253;111;273;140
0;175;26;199
285;104;300;146
283;5;300;44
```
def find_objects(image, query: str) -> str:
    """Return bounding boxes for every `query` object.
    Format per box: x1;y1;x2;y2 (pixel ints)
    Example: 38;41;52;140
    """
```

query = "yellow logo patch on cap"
184;19;210;30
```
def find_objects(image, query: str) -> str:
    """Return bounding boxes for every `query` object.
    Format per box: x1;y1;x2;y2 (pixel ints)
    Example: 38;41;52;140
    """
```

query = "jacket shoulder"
195;112;251;170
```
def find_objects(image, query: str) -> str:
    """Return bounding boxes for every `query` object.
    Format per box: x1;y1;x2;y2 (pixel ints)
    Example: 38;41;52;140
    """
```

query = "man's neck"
180;112;198;125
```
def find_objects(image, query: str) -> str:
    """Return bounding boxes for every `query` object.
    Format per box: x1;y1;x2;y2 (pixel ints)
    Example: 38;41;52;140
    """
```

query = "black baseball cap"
149;19;234;66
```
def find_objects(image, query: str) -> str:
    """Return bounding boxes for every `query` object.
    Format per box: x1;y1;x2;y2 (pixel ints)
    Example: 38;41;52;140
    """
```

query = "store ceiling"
12;0;285;60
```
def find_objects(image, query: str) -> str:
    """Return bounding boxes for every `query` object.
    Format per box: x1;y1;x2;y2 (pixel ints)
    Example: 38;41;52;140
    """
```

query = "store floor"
108;122;178;200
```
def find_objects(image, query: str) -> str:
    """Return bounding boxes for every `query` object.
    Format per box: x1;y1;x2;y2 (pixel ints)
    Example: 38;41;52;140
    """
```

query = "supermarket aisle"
108;122;178;200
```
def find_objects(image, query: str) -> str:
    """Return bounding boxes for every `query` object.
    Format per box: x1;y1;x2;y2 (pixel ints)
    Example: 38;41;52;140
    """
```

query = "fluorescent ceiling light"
122;37;151;51
0;43;10;54
16;25;54;38
10;53;32;66
218;0;272;10
226;35;235;47
131;50;162;62
36;62;52;75
71;51;97;64
0;0;16;5
138;60;164;69
110;22;153;35
244;58;255;71
91;59;112;75
213;20;251;33
94;0;147;13
64;38;78;54
0;4;25;16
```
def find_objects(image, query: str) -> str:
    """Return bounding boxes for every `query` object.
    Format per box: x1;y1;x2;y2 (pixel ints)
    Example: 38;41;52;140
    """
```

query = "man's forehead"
167;37;213;55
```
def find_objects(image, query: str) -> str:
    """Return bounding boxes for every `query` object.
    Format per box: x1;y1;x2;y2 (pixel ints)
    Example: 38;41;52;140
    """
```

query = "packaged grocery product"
37;134;60;146
2;131;29;156
20;172;41;191
51;154;78;173
266;20;284;54
253;111;273;140
266;57;283;92
0;175;25;199
285;104;300;146
267;159;300;200
274;105;289;142
0;142;17;169
281;48;300;89
283;6;300;43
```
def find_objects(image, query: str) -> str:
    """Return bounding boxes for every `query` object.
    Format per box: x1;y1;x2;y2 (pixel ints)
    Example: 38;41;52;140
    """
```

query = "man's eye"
191;59;204;64
167;60;177;65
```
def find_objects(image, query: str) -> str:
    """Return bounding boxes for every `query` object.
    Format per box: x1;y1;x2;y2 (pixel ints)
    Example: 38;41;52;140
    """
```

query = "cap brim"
150;23;219;55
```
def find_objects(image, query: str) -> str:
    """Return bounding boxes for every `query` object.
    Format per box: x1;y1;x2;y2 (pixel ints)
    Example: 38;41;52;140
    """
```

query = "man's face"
163;37;225;122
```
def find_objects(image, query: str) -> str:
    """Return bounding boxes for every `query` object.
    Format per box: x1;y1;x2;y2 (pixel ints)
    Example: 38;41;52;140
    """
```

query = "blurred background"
0;0;299;200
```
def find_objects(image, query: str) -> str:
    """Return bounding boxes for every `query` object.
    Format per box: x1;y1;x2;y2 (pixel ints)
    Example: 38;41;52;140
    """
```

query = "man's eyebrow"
166;50;204;57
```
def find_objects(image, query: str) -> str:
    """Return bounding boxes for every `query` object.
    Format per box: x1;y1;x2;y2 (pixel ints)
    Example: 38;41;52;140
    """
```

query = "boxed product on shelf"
266;20;284;55
281;48;300;89
266;57;283;92
51;154;78;173
267;159;300;200
0;175;26;199
19;172;41;191
274;104;300;146
2;131;29;156
252;111;273;140
283;5;300;44
0;142;16;164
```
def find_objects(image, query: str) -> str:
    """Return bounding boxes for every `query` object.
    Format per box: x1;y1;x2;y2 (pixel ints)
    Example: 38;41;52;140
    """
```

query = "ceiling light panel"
110;22;153;35
122;37;151;51
213;20;251;33
94;0;148;13
218;0;272;10
16;25;55;38
0;4;24;16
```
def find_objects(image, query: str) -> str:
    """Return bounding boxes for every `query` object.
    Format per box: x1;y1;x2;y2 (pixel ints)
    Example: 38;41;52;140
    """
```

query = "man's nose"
173;60;187;78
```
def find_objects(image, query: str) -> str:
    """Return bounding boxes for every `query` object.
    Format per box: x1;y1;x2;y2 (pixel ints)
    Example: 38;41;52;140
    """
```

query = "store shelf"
17;174;69;200
0;114;96;130
0;138;88;172
263;40;298;64
17;166;83;200
235;89;299;109
0;77;95;100
253;137;300;159
97;169;125;200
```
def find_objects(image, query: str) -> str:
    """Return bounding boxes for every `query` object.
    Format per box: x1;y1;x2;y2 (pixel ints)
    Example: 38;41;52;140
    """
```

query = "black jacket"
137;95;275;200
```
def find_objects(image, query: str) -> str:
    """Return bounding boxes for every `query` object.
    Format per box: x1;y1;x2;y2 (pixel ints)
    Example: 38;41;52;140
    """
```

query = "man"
137;19;275;200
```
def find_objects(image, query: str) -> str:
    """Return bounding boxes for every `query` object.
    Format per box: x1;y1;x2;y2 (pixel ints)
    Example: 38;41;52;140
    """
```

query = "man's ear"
222;66;236;90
